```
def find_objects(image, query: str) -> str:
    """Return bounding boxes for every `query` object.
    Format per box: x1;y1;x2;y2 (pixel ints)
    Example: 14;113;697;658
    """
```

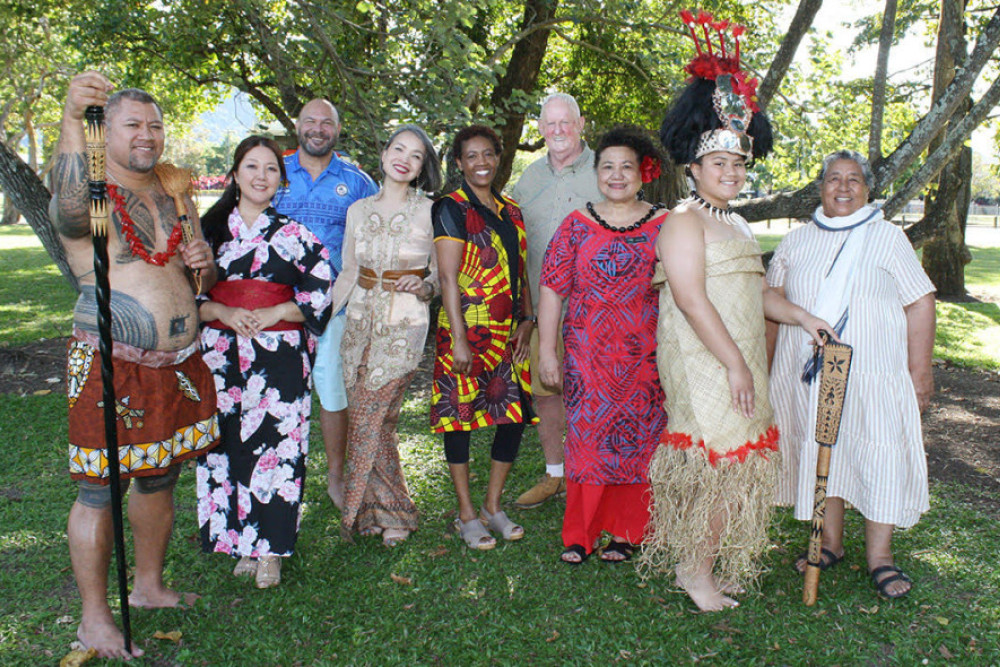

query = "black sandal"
870;565;912;599
600;540;636;563
795;547;844;573
560;544;590;565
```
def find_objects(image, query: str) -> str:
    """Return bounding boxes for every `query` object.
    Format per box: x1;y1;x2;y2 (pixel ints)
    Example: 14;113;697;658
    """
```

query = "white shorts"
311;313;347;412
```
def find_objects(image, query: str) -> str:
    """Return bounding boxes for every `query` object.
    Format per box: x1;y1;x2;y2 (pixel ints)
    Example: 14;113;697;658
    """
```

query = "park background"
1;0;1000;664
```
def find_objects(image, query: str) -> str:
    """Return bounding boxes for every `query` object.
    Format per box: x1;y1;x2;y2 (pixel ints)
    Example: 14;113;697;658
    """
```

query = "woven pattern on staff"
815;342;853;446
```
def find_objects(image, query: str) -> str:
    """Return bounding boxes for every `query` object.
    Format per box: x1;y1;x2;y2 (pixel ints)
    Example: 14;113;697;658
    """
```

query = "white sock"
546;464;564;478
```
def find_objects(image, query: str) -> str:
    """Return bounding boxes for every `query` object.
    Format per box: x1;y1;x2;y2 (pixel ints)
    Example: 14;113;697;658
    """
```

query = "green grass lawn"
0;226;76;345
1;394;998;665
1;224;999;664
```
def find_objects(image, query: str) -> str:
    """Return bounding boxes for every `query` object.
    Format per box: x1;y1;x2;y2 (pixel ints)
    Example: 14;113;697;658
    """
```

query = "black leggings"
443;423;525;464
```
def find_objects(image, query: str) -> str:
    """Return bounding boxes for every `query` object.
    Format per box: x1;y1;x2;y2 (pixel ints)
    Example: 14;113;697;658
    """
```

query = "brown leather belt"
358;266;427;290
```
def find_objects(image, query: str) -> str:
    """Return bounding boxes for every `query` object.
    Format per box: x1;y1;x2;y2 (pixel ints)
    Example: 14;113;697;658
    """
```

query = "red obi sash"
204;279;302;331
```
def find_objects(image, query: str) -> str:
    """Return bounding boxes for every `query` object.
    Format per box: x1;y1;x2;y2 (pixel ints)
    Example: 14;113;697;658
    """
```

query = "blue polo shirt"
273;150;378;276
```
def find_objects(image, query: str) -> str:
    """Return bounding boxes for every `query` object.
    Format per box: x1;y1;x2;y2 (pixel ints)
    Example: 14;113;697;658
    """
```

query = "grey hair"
539;92;581;121
382;124;442;193
105;88;162;121
819;150;875;190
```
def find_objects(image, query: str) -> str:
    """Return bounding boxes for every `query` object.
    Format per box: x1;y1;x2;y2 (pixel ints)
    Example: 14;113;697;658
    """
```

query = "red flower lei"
107;183;184;266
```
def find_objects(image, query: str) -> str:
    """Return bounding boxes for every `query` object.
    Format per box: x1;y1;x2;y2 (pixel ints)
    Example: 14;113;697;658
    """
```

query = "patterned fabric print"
67;338;220;483
337;190;437;391
341;348;419;536
67;340;94;408
197;207;332;559
540;210;668;485
430;186;535;432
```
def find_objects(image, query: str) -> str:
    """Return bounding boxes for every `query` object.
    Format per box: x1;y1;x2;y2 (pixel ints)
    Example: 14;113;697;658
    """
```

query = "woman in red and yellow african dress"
432;124;537;551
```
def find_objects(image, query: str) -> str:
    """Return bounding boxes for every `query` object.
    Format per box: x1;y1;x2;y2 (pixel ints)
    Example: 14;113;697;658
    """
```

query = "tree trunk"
869;0;898;162
0;140;78;292
921;0;970;298
1;195;20;226
490;0;559;190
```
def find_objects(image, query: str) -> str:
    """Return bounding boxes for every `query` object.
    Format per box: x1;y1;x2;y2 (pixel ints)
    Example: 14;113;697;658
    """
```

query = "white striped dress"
766;219;935;528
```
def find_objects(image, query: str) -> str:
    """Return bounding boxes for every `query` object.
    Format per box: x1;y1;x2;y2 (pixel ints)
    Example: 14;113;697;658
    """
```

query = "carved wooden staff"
154;163;200;293
85;104;133;651
803;332;853;606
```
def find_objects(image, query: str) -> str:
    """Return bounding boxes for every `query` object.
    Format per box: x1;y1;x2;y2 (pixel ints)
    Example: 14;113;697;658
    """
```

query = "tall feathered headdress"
660;10;772;165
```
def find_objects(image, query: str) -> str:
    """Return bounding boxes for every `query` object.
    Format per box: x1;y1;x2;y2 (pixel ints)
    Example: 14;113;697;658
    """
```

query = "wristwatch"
520;315;538;324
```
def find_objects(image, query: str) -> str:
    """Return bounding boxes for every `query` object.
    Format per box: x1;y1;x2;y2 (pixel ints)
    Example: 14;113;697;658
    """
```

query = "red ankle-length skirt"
562;480;651;553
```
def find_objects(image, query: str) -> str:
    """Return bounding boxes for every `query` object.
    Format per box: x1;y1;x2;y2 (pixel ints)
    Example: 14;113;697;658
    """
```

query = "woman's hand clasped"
220;306;260;339
393;275;432;300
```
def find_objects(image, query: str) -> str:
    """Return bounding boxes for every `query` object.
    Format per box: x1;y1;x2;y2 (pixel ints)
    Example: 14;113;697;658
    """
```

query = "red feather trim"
659;425;779;467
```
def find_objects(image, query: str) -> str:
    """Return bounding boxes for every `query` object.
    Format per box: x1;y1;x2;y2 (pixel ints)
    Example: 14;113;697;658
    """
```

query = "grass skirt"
640;432;780;591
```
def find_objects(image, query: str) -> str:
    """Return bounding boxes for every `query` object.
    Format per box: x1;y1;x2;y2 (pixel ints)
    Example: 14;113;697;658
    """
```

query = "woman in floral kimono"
333;125;441;547
196;136;332;589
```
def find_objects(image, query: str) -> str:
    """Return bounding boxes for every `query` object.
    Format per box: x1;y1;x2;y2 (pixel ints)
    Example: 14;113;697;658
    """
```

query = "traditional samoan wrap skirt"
67;330;219;484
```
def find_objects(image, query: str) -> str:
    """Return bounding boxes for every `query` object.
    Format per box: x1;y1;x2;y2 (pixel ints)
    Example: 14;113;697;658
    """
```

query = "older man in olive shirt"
510;93;602;508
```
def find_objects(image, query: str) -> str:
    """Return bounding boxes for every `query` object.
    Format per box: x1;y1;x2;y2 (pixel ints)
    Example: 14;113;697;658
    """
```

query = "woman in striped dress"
767;150;936;599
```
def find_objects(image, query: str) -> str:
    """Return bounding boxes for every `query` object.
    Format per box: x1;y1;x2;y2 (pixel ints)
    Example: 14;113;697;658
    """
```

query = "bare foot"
359;525;383;537
718;580;746;595
77;614;144;660
675;567;739;612
382;528;410;547
327;472;344;509
129;587;199;609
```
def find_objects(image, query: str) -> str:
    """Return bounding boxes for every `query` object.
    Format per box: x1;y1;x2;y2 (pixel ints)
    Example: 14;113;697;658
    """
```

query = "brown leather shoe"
514;474;566;508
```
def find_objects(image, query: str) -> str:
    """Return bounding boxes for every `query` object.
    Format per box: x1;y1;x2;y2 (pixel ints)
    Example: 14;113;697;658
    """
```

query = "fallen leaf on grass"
402;603;415;610
56;615;74;625
939;645;954;659
711;621;743;635
59;648;97;667
849;564;861;571
428;546;449;557
153;630;183;642
390;574;413;586
934;616;950;626
33;389;52;396
859;605;879;614
546;631;559;643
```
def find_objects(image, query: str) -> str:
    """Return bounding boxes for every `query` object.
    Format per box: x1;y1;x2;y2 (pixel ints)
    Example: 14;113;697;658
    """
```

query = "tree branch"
884;69;1000;222
758;0;823;110
875;6;1000;186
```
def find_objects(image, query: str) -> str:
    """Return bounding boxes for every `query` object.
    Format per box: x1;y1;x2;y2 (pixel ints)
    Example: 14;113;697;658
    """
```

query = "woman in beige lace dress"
333;126;441;546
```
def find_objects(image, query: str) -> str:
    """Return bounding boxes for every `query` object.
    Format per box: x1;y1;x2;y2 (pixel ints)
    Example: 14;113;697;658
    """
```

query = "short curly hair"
450;124;502;164
594;124;662;167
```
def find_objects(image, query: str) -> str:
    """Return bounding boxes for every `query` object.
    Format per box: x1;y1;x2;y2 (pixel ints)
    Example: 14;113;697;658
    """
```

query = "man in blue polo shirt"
273;98;377;508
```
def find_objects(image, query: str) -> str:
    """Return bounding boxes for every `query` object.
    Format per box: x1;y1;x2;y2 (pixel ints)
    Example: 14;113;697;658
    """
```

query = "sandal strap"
870;565;912;597
561;544;589;564
870;564;910;581
480;509;523;540
456;518;494;549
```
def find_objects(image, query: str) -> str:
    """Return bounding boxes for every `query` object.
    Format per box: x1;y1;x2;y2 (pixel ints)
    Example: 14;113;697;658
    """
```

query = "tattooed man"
51;71;220;659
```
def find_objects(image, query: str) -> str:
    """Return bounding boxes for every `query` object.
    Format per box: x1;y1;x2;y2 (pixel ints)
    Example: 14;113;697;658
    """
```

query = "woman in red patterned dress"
536;126;669;564
431;125;536;550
